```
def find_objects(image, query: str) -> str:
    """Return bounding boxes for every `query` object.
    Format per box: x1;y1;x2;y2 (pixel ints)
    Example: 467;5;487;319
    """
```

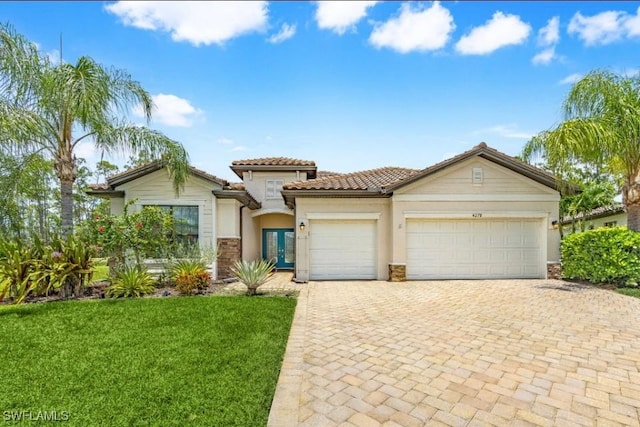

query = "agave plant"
106;264;155;298
230;259;275;296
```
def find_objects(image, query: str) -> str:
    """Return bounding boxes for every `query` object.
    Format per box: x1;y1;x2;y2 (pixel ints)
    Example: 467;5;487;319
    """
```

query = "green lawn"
616;288;640;299
0;296;296;426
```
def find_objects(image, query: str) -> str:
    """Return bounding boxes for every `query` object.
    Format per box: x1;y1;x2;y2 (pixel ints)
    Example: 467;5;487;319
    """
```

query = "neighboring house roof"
230;157;317;179
560;203;625;225
86;160;228;196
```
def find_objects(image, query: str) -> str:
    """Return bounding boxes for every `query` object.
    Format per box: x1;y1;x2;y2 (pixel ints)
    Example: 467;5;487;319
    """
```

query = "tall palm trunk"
624;180;640;232
59;178;74;237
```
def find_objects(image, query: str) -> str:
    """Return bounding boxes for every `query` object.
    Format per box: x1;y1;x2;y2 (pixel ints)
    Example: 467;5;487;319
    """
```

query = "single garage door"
309;219;376;280
406;218;544;279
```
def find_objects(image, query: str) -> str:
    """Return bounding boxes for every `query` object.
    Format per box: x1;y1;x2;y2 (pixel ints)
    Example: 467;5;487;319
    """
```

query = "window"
266;179;284;199
146;205;199;244
604;221;617;227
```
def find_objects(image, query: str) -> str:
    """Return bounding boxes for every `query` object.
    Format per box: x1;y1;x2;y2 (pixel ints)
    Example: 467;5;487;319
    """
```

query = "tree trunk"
627;204;640;232
623;176;640;232
60;179;74;237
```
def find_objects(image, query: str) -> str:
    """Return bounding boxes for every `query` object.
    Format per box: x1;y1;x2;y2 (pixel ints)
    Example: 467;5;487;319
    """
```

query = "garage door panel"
309;220;376;280
406;218;544;279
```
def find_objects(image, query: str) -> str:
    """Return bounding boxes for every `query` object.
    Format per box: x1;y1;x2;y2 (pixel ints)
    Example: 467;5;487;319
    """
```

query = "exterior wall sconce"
299;221;306;231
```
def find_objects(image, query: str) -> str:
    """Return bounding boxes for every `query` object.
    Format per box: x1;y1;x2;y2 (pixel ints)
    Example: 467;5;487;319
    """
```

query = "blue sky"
2;1;640;181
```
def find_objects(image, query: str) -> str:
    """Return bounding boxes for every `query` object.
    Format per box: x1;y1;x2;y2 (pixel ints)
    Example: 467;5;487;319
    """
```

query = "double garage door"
406;218;545;279
307;217;545;280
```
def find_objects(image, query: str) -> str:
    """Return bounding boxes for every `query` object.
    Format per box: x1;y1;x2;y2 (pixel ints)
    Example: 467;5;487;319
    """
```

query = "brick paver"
268;280;640;426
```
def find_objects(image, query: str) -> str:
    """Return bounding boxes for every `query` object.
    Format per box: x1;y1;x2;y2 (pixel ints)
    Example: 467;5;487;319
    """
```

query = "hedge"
561;227;640;286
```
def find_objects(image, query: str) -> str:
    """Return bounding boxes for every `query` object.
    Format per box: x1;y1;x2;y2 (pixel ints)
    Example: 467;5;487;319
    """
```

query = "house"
559;204;626;235
88;143;563;281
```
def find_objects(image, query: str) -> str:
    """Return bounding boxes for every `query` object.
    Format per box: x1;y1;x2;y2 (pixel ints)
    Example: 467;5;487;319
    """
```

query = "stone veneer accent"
547;262;562;280
217;238;241;279
388;263;406;282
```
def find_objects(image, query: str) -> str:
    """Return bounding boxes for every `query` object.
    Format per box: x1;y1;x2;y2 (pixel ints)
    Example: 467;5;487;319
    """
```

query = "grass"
616;287;640;298
0;296;296;426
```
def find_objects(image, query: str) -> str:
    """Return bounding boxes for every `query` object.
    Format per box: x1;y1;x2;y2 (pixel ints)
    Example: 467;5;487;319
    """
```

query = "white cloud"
231;146;247;152
626;7;640;37
532;17;560;65
105;1;268;46
474;125;533;140
268;23;296;44
538;16;560;46
217;137;233;145
567;7;640;46
559;73;583;85
455;11;531;55
315;1;378;35
134;94;202;127
568;10;626;46
369;2;455;53
532;47;555;65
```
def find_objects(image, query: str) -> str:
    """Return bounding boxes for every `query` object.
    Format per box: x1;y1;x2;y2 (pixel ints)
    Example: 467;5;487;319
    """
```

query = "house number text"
472;213;483;218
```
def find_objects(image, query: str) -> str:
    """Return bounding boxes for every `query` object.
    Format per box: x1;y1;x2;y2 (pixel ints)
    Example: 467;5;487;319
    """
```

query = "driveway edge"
267;283;309;426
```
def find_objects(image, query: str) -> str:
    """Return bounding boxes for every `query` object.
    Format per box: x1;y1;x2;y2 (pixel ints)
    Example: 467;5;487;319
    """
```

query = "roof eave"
383;146;565;193
213;189;261;210
280;189;388;209
85;189;125;198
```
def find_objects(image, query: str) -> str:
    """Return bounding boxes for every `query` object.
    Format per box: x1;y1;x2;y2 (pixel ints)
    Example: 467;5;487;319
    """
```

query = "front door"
262;228;295;269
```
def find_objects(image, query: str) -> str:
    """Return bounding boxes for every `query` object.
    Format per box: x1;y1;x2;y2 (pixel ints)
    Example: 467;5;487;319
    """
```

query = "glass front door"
262;229;295;269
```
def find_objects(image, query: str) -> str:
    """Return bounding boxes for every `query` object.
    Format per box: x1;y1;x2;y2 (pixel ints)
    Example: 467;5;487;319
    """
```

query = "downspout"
239;205;244;260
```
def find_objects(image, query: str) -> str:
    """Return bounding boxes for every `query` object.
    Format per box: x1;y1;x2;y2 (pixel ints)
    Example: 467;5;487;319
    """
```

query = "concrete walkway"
269;280;640;426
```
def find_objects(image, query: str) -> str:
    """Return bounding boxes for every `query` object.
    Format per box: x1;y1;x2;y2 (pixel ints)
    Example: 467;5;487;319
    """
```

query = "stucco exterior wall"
115;169;221;250
392;157;561;264
242;171;305;213
294;197;391;281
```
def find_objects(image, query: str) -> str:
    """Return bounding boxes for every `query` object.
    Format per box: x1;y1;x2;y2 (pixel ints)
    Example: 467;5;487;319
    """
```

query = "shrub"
561;227;640;286
0;239;39;303
230;259;274;296
0;235;96;303
169;259;211;295
106;265;155;298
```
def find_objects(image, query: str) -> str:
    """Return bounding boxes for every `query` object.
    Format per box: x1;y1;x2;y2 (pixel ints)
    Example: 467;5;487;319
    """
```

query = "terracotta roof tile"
283;167;419;191
316;170;342;178
231;157;315;167
89;183;111;191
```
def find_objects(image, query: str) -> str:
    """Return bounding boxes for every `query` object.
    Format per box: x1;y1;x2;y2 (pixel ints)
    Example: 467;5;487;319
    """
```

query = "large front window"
148;205;199;244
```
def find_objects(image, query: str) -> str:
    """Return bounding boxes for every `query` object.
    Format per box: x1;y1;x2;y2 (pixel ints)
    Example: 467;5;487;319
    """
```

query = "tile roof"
90;161;228;189
283;167;420;191
231;157;315;167
383;142;563;193
560;203;625;224
316;170;342;178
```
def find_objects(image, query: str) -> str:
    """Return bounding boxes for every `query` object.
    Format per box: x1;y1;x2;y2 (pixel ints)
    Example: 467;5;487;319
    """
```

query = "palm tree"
0;23;189;236
522;69;640;231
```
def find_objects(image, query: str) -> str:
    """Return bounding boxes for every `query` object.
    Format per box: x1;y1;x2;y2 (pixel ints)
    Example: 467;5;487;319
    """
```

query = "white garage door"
406;218;544;279
309;220;377;280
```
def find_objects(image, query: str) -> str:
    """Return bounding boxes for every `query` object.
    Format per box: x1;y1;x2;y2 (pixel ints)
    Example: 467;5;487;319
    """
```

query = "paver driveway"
268;280;640;426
